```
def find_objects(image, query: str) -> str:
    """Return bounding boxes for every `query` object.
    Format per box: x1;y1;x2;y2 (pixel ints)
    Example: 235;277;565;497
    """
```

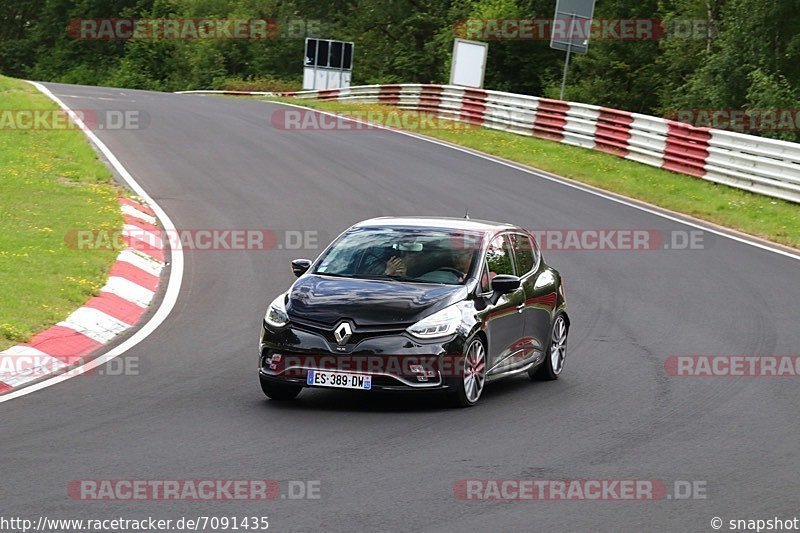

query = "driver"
450;248;474;282
384;255;408;276
384;245;422;276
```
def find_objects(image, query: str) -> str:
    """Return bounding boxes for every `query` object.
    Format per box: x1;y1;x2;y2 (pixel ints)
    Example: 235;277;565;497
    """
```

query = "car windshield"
314;226;484;285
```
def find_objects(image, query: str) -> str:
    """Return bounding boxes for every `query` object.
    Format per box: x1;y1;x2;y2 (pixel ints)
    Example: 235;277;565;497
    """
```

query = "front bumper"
258;370;454;393
259;321;466;392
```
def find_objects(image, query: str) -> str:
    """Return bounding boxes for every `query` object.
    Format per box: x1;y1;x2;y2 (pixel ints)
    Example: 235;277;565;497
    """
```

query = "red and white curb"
0;197;166;394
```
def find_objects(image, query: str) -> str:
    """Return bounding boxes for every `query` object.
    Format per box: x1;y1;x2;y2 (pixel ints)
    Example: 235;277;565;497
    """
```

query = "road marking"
121;203;157;224
101;276;156;309
123;223;164;249
0;347;68;389
271;99;800;263
58;307;132;343
117;249;165;278
0;83;185;403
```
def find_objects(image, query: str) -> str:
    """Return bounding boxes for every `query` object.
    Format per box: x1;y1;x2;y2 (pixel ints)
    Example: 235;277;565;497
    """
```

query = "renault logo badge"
334;321;353;345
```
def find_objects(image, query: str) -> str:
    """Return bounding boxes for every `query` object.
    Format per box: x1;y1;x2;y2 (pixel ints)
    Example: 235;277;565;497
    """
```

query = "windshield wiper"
315;272;397;280
354;274;403;281
355;274;439;284
315;273;441;284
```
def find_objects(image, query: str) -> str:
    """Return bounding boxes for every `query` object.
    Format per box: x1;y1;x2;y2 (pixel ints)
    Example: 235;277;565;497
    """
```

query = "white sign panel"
449;38;488;89
303;38;354;90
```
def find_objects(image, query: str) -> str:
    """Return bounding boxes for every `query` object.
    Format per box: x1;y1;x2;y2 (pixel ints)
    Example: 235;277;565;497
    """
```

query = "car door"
510;233;552;367
479;233;526;376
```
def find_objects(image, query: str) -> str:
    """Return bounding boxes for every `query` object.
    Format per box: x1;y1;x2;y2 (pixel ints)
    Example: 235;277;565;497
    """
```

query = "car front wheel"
531;313;568;381
449;336;487;407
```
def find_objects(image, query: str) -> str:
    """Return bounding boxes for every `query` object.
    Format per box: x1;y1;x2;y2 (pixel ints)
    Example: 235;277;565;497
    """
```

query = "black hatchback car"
259;217;569;407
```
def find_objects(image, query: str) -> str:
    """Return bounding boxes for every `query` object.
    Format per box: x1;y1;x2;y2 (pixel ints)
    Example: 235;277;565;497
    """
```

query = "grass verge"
0;75;121;350
267;97;800;250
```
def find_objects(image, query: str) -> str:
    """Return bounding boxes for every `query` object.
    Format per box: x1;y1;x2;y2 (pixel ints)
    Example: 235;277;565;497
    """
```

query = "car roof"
352;216;517;232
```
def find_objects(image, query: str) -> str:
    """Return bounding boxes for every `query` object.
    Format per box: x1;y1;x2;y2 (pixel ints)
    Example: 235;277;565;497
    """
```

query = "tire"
260;376;302;400
531;313;568;381
448;336;487;407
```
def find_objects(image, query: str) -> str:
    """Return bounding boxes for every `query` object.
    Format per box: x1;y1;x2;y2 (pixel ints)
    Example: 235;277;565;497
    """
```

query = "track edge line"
268;98;800;263
0;82;185;403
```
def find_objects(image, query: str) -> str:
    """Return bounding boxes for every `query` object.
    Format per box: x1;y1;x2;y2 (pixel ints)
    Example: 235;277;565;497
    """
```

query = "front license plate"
306;370;372;390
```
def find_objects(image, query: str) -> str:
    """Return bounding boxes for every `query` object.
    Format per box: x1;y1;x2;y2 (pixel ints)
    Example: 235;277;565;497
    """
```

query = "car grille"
289;315;411;345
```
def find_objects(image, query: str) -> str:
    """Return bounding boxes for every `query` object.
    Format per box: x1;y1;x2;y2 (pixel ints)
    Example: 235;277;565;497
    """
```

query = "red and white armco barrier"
0;197;165;394
184;84;800;203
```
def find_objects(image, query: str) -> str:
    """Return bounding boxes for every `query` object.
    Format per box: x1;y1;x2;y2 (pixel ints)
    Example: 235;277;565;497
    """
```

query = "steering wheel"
435;266;466;280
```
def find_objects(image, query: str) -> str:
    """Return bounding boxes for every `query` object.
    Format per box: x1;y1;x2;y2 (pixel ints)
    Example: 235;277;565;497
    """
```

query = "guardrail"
179;85;800;203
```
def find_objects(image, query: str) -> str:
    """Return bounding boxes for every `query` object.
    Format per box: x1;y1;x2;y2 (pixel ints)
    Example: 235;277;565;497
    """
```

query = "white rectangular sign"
449;38;488;89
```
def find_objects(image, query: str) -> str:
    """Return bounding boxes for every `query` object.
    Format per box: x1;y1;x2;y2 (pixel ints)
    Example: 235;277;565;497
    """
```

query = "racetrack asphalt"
1;82;799;532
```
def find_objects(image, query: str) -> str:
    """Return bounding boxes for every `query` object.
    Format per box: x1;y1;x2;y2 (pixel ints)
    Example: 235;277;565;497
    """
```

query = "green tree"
668;0;800;110
547;0;663;112
744;69;800;142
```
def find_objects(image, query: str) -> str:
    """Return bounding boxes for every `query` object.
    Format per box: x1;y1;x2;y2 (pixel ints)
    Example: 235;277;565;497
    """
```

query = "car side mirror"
491;274;520;295
291;259;312;277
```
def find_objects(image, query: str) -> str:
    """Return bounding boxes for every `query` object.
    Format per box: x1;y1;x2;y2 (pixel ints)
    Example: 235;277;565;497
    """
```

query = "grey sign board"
550;0;596;54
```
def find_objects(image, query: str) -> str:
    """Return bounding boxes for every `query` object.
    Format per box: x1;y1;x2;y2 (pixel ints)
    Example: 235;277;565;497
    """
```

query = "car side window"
479;260;491;293
485;234;515;279
510;233;536;275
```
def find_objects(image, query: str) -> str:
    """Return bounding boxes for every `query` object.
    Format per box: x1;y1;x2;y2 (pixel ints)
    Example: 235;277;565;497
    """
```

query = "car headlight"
406;305;461;339
264;293;289;328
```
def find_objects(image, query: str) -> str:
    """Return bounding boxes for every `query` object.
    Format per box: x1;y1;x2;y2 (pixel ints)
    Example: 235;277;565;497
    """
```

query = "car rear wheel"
260;376;302;400
450;336;487;407
531;313;568;381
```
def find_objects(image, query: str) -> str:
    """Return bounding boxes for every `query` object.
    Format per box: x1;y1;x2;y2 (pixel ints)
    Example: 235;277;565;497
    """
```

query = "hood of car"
287;274;467;326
